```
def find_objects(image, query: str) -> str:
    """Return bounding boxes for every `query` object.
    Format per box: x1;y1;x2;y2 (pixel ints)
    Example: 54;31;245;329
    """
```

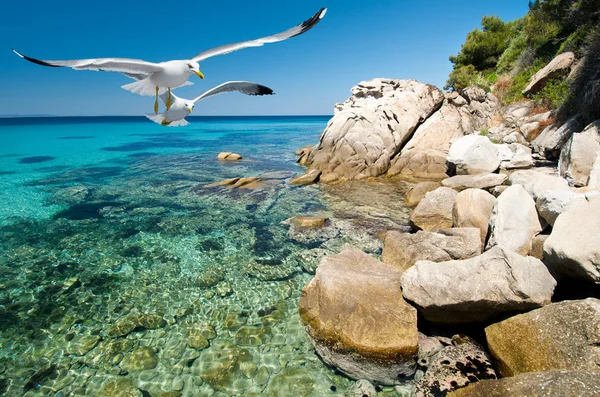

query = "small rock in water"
217;152;243;161
287;215;329;229
122;346;159;372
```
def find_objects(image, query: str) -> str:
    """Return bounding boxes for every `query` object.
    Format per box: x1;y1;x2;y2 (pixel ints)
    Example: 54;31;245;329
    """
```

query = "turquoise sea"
0;116;412;396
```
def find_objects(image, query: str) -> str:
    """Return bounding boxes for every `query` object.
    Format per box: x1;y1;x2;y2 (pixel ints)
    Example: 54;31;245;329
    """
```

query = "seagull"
145;81;274;127
12;7;327;114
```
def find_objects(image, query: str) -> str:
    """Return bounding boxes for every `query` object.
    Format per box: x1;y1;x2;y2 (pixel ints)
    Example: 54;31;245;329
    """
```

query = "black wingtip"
12;49;62;67
253;85;275;96
295;7;327;37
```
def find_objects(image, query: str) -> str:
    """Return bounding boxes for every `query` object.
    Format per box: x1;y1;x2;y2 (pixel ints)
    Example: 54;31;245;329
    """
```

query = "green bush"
532;77;570;108
497;33;528;73
501;60;545;105
445;65;478;91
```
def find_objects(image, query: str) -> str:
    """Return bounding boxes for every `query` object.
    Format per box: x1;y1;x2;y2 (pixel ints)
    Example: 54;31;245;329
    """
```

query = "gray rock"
346;379;377;397
441;173;507;191
305;79;444;182
447;135;500;175
409;187;457;230
532;115;584;157
535;189;583;226
452;188;496;244
486;184;542;255
508;169;569;200
523;52;575;95
51;185;91;205
401;246;556;324
485;298;600;376
381;228;481;271
559;121;600;186
448;370;600;397
413;335;496;397
543;195;600;283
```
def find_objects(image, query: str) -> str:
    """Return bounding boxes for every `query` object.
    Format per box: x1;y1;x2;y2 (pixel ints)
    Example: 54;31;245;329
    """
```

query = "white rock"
487;184;542;255
410;187;458;230
441;173;507;191
559;121;600;186
401;246;556;324
535;189;584;226
453;188;496;244
523;52;575;95
447;135;500;175
589;153;600;189
533;115;584;157
508;170;570;200
544;195;600;283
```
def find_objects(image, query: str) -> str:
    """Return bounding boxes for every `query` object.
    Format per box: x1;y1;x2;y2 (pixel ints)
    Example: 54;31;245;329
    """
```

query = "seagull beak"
194;70;204;79
188;107;193;113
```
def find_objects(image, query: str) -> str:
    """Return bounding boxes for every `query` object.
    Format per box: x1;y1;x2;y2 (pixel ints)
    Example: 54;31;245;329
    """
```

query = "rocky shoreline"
290;53;600;396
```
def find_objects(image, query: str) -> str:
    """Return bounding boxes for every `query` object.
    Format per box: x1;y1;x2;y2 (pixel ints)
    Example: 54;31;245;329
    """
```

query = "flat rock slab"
543;195;600;283
290;169;321;186
381;228;481;271
448;370;600;397
401;246;556;324
441;173;507;191
485;298;600;377
217;152;243;160
299;245;418;385
404;181;441;206
409;187;457;230
288;216;329;229
508;169;570;200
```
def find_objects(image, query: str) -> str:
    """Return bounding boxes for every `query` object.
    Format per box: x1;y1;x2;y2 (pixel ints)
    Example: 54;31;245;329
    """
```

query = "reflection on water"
0;117;412;396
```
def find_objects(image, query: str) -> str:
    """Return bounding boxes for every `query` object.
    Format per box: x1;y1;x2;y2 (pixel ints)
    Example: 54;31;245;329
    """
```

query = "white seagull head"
185;61;204;80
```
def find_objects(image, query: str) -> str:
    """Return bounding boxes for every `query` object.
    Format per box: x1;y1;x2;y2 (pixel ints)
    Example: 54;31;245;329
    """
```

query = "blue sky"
0;0;529;116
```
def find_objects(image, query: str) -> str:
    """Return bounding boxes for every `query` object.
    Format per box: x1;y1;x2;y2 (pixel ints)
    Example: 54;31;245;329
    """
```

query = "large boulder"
507;169;569;200
299;245;418;385
304;79;444;182
462;86;502;130
447;135;500;175
413;335;496;397
532;115;584;157
485;298;600;376
381;228;481;271
441;173;507;191
588;153;600;189
448;370;600;397
535;189;583;226
523;52;575;95
543;195;600;283
559;121;600;186
401;246;556;324
409;187;457;230
452;188;495;244
486;184;542;255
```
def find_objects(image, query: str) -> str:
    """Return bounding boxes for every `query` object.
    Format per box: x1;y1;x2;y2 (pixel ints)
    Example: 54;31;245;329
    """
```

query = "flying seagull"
145;81;274;127
12;7;326;114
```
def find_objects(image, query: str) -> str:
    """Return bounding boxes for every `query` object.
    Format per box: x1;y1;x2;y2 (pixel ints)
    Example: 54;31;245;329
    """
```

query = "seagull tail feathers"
144;113;167;125
122;78;167;96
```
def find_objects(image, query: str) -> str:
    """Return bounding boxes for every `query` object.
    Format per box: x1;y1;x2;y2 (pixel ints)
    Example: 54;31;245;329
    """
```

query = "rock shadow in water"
19;156;56;164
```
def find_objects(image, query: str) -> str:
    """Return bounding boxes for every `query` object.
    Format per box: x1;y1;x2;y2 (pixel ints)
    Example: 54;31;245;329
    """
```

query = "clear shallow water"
0;116;411;396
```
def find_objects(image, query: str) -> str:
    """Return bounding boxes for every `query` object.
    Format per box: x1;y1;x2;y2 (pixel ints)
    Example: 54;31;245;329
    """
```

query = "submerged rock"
448;370;600;397
402;246;556;324
287;215;329;229
121;346;159;372
266;367;336;397
299;245;418;385
485;298;600;377
217;152;242;160
100;378;142;397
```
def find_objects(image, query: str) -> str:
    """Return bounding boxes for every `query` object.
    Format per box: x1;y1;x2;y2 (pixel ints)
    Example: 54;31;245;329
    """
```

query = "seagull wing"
193;81;274;103
12;49;163;74
192;8;327;62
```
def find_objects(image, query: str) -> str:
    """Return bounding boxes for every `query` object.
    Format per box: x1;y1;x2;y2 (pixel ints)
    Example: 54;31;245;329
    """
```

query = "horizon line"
0;114;334;118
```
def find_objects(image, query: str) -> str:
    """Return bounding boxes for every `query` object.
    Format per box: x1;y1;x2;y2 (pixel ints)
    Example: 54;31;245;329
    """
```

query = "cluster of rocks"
294;54;600;395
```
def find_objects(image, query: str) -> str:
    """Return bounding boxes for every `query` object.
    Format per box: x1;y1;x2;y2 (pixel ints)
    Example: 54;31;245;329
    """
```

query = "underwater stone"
240;361;258;378
157;392;182;397
288;216;329;229
195;267;224;288
223;312;248;330
235;325;272;346
191;339;253;393
67;335;101;356
266;367;336;397
135;314;166;329
122;346;159;372
215;281;233;297
108;318;137;337
100;378;142;397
